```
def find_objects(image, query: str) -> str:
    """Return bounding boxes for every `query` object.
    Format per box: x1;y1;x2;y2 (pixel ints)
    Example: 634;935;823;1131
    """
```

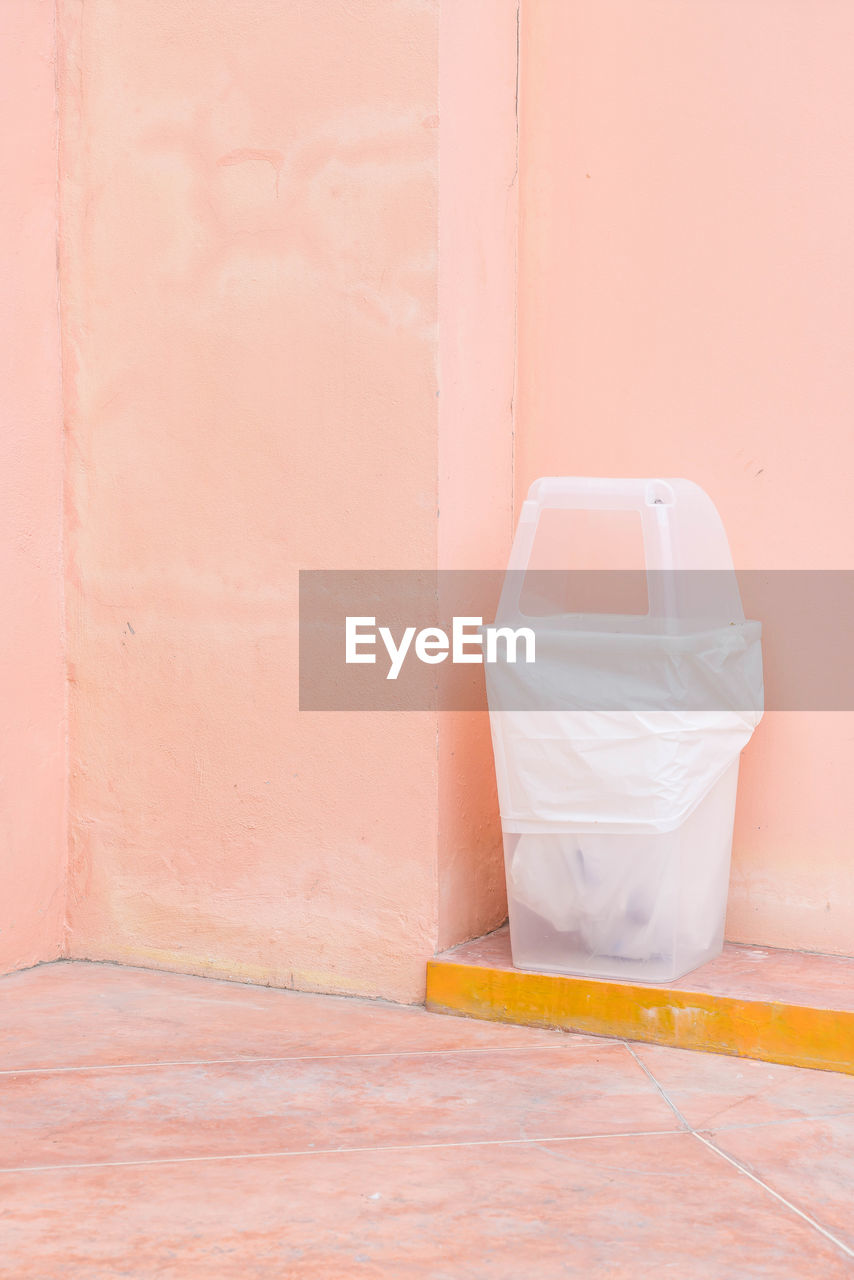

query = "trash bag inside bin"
486;619;763;831
507;830;673;957
504;757;740;960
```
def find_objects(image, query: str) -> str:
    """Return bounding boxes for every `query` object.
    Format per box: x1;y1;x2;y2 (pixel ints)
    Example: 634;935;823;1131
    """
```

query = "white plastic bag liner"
487;618;763;832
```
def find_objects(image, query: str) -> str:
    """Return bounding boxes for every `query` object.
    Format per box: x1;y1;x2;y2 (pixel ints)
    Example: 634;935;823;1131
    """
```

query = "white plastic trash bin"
486;477;763;983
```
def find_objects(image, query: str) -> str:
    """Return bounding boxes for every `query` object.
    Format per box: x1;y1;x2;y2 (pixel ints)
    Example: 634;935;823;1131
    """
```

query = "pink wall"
13;0;844;991
0;0;66;974
518;0;854;954
58;0;517;999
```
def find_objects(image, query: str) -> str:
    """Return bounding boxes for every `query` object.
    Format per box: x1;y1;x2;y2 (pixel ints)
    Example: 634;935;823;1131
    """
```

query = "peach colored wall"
59;0;518;999
518;0;854;954
0;0;66;974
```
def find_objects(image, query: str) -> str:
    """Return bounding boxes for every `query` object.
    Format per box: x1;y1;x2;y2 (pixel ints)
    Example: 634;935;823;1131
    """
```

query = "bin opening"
519;506;649;617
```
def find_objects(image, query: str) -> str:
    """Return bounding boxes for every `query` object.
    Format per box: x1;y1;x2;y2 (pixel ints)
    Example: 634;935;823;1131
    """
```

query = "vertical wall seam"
53;0;70;959
510;0;520;535
434;68;441;963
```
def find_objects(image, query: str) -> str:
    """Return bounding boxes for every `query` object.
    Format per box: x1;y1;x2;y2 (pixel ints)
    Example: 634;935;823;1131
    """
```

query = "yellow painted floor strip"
426;928;854;1076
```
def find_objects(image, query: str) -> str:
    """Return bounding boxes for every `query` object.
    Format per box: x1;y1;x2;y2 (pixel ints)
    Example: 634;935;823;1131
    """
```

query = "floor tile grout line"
626;1040;854;1263
704;1111;854;1134
693;1131;854;1261
0;1129;687;1176
0;1040;610;1078
621;1040;854;1134
622;1043;692;1131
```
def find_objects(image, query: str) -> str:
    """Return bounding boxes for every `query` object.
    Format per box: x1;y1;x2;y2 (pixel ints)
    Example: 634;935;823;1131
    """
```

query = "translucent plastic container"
487;477;762;984
504;760;739;983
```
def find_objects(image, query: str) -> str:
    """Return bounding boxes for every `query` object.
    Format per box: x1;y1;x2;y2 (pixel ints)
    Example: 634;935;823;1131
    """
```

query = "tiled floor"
1;963;853;1278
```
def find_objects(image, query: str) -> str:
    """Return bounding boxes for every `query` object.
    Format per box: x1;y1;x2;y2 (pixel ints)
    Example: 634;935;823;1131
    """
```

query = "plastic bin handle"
497;476;743;622
496;477;681;620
